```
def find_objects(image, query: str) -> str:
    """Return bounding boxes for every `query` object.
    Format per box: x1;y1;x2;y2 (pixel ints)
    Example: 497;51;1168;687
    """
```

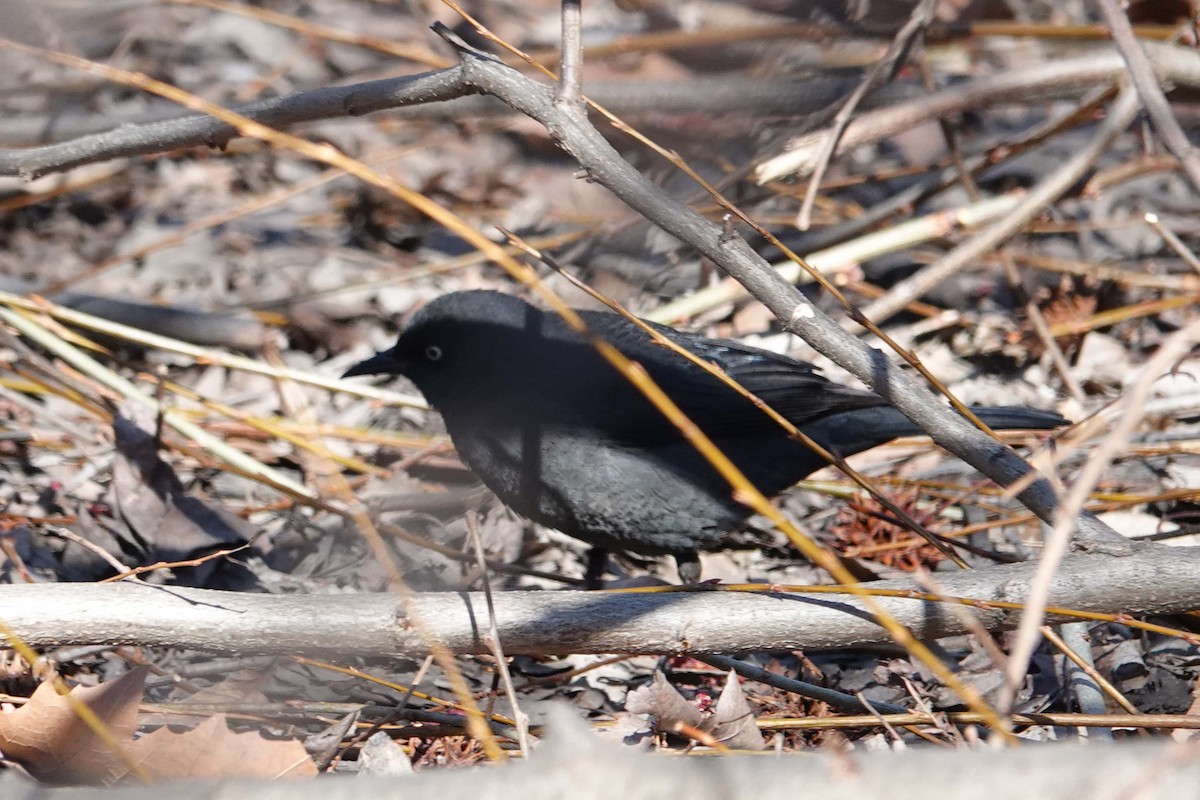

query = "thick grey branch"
2;548;1195;657
0;67;472;178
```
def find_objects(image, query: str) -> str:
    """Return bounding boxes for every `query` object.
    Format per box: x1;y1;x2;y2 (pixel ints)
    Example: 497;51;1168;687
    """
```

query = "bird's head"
341;290;543;410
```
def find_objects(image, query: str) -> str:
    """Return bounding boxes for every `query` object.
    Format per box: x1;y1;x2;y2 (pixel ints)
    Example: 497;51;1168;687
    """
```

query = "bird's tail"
803;404;1066;458
964;405;1068;431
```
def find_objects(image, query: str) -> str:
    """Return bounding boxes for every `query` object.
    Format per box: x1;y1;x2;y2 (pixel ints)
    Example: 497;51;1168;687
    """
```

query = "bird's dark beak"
342;349;400;378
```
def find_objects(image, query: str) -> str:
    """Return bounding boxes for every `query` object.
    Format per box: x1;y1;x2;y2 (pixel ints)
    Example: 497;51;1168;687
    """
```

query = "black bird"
345;290;1065;583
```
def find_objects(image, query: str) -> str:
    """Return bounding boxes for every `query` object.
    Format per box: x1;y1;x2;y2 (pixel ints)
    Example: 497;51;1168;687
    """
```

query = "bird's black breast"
442;412;757;556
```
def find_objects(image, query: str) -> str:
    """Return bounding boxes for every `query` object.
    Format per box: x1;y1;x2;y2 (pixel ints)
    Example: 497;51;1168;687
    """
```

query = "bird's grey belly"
448;424;746;556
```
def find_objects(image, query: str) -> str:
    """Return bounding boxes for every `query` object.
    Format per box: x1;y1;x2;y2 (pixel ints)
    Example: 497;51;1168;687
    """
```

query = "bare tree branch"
4;548;1198;656
0;65;471;178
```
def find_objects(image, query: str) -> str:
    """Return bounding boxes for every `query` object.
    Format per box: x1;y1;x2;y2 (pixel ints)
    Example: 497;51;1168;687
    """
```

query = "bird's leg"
584;547;610;589
674;552;701;584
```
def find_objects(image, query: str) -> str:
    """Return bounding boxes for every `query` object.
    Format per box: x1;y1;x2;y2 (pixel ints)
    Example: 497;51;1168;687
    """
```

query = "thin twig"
466;512;532;757
697;654;905;715
1091;0;1200;191
796;0;937;230
1145;212;1200;275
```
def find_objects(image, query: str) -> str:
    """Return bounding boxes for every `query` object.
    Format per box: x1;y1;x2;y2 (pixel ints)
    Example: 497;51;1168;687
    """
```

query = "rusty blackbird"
345;290;1065;582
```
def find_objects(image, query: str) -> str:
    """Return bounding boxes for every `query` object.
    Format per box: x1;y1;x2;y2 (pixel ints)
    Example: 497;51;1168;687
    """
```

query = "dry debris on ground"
0;0;1199;791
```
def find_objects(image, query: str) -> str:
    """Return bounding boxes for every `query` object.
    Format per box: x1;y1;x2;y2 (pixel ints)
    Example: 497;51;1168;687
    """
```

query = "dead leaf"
305;709;360;769
625;671;764;749
625;671;703;733
135;714;317;780
0;667;146;785
710;670;765;751
0;667;317;785
105;403;252;587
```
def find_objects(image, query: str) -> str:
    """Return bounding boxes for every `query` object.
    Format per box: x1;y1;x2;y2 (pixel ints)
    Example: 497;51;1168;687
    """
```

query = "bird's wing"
574;310;887;439
656;324;887;422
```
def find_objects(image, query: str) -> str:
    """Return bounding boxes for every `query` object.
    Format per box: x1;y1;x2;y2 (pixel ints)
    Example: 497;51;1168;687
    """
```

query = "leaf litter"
0;0;1198;787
